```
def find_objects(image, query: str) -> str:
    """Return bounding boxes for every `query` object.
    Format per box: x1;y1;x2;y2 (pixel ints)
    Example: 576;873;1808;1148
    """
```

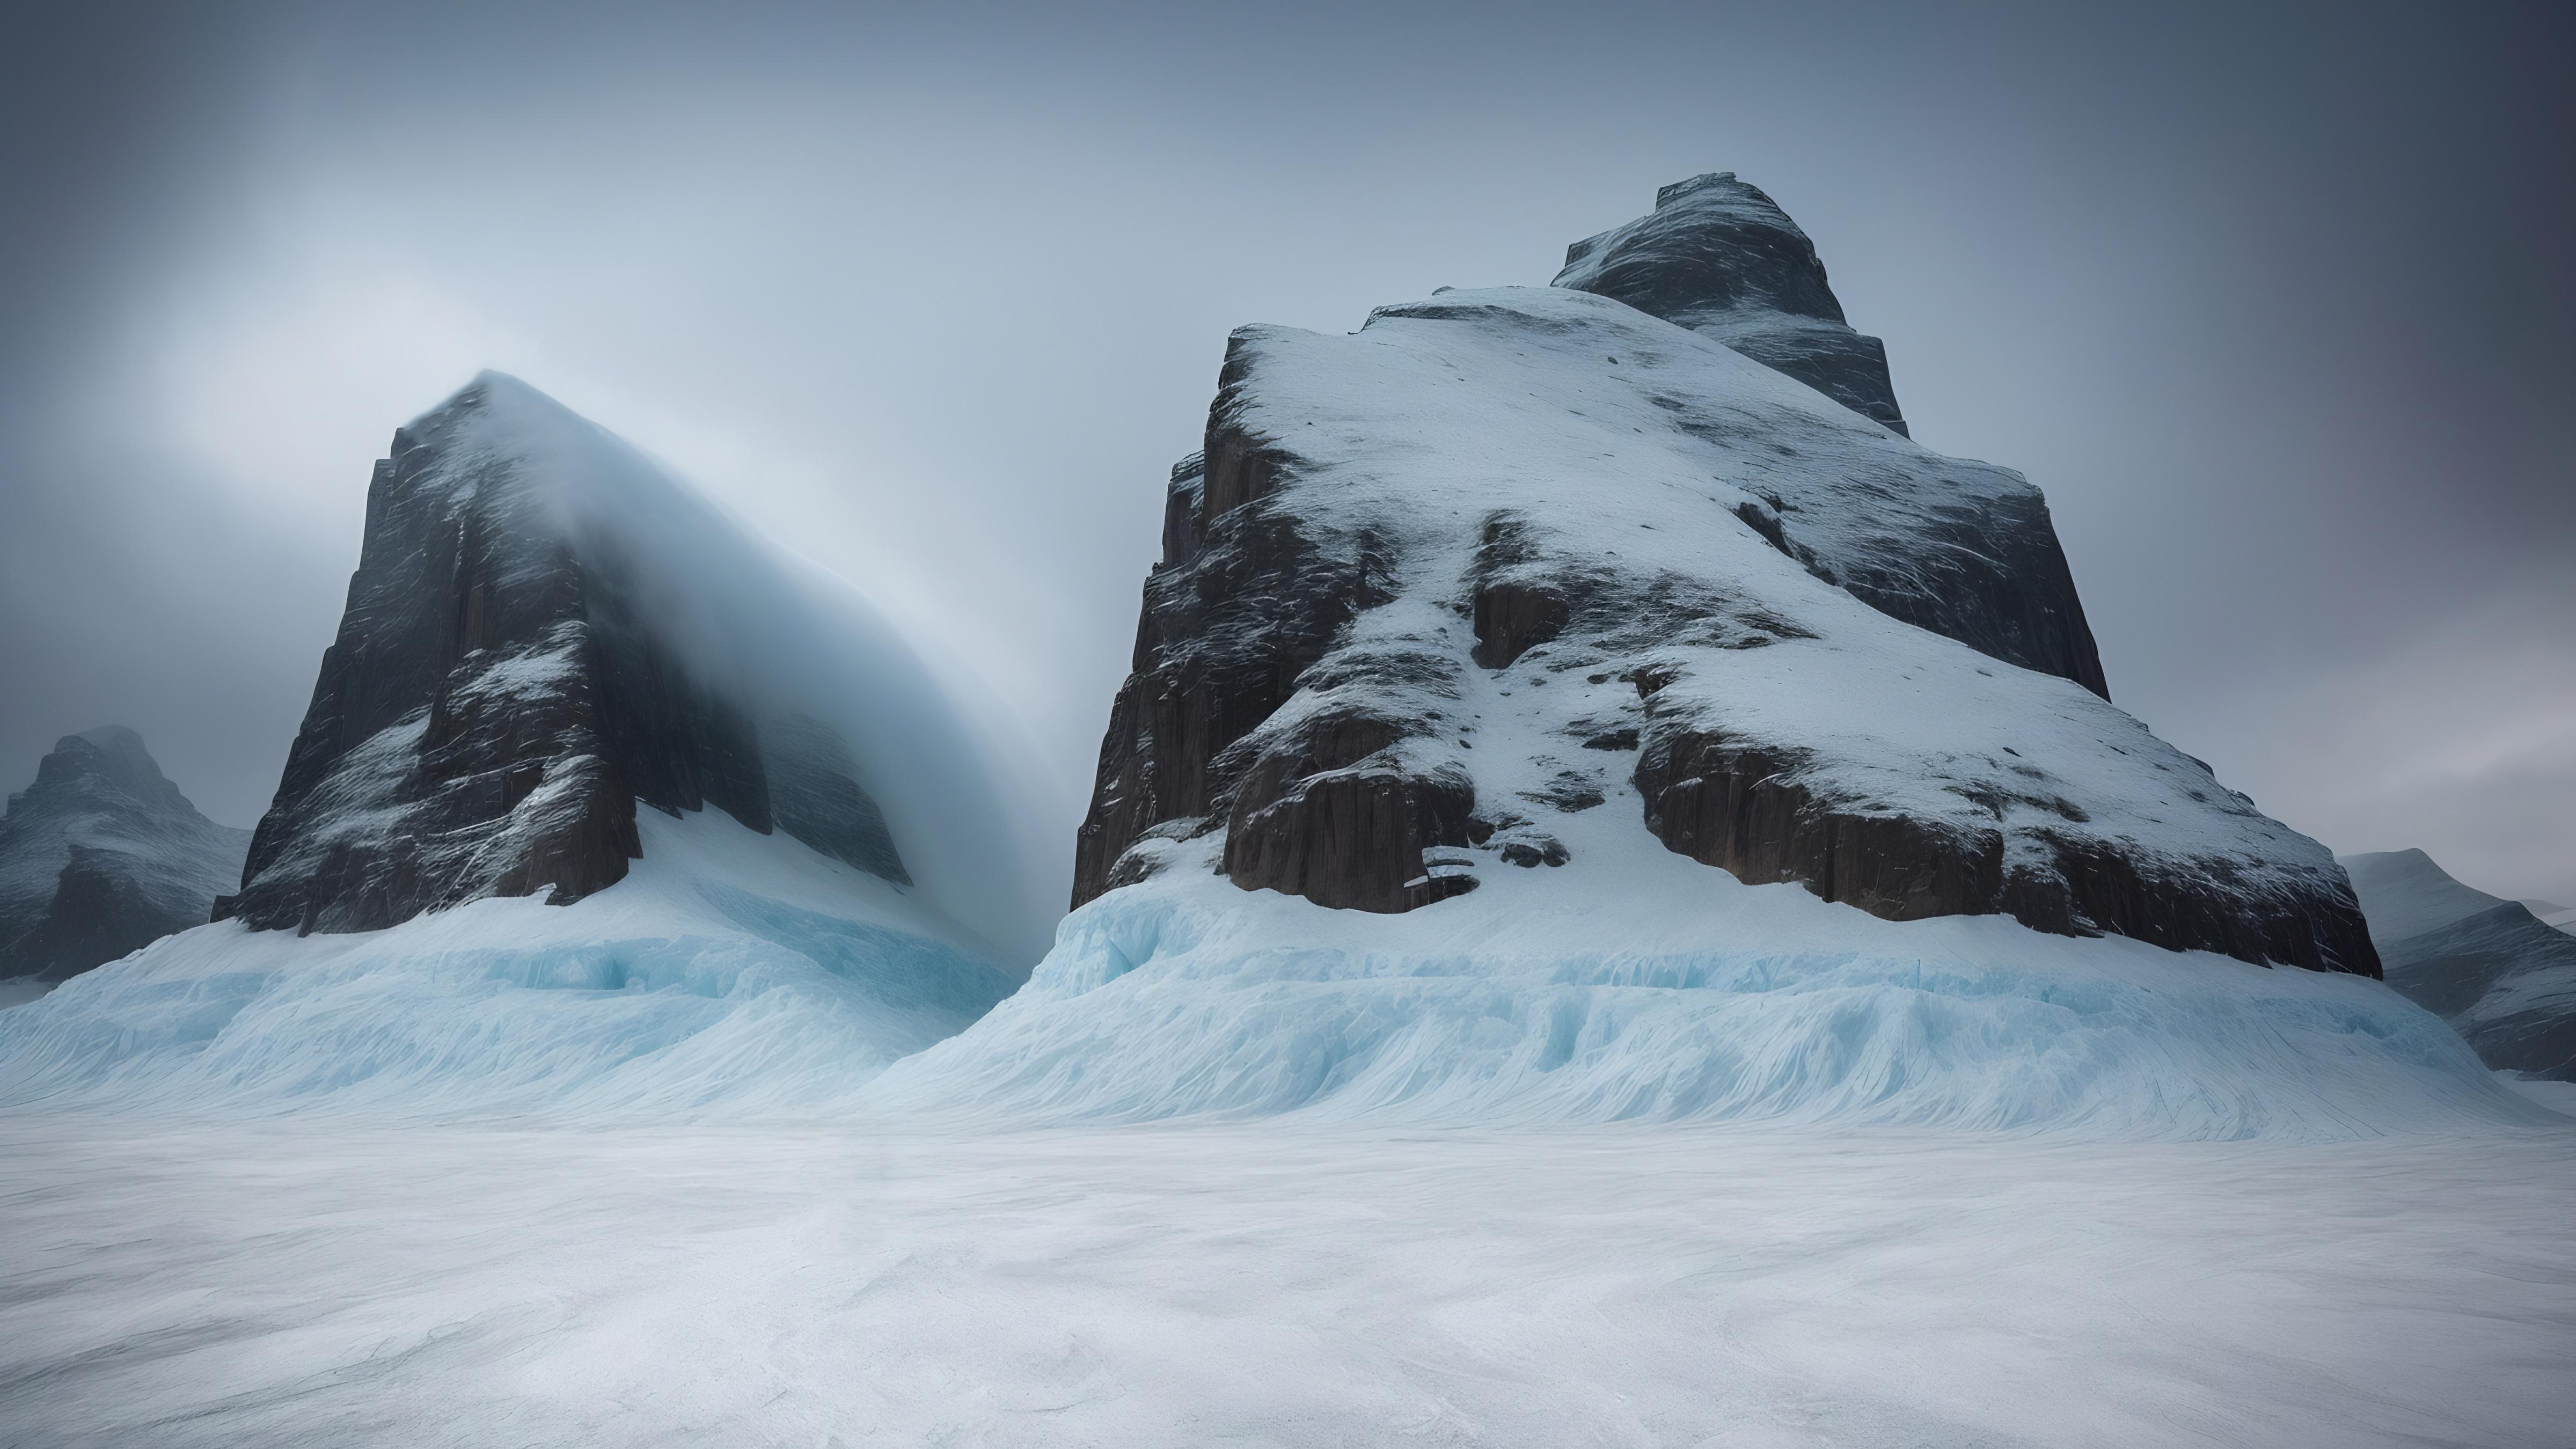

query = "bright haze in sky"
2;1;2569;906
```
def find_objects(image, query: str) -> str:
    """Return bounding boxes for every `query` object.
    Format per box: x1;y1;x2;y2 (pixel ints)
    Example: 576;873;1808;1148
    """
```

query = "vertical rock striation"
218;374;908;935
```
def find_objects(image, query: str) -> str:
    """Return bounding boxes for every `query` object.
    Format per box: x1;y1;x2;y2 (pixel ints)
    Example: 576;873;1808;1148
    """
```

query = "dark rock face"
1220;709;1477;913
1070;378;1401;908
1636;727;2379;974
219;375;908;936
1635;734;2004;923
2343;850;2576;1078
0;728;251;980
1555;172;1909;437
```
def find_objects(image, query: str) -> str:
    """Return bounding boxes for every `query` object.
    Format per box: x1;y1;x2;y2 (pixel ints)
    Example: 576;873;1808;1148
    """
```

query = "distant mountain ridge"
2341;848;2576;1080
0;727;250;981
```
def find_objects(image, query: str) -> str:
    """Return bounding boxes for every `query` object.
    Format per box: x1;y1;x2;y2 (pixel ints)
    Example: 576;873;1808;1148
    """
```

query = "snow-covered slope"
2341;848;2518;941
875;817;2522;1138
0;728;250;982
2521;899;2576;935
2343;848;2576;1080
0;807;1015;1117
1078;277;2371;971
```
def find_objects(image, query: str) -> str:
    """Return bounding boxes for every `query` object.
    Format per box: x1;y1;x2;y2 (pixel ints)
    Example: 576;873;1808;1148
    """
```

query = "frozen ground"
1;1115;2571;1448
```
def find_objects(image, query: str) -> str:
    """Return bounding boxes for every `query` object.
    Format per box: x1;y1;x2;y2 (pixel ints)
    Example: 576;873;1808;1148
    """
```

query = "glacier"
872;813;2536;1139
3;1114;2571;1448
0;801;1015;1118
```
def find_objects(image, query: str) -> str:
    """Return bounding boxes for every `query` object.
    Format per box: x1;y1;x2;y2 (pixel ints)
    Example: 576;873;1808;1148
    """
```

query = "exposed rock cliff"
0;727;250;980
1073;178;2373;975
219;374;910;935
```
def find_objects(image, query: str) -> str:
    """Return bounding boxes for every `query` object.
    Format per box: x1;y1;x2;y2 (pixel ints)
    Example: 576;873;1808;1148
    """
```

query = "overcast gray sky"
4;1;2569;905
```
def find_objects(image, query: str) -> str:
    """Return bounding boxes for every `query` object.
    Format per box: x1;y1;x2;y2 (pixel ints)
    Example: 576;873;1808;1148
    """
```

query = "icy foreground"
875;830;2535;1138
2;1115;2571;1448
0;808;1014;1117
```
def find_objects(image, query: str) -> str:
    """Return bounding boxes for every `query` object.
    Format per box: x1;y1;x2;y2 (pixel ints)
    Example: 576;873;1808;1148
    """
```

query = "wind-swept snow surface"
2;1117;2570;1448
0;808;1014;1118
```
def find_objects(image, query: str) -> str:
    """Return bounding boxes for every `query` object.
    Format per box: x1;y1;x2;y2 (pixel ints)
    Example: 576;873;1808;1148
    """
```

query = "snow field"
2;1115;2570;1448
871;802;2538;1138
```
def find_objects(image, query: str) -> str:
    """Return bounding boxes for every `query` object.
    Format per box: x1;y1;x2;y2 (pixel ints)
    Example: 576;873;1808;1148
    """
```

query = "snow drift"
0;808;1014;1117
874;809;2531;1139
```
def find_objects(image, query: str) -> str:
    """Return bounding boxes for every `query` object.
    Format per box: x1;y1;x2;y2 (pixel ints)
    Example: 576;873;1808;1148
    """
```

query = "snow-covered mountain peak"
27;726;191;816
1074;174;2370;980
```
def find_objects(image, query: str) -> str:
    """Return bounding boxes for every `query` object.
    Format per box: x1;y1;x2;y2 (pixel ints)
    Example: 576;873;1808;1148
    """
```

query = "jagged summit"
1;728;250;981
221;373;917;935
1555;171;1909;438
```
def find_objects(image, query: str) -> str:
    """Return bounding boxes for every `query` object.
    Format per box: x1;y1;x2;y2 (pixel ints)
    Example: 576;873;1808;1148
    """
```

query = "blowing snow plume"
0;374;1048;1116
216;374;1049;957
874;174;2528;1138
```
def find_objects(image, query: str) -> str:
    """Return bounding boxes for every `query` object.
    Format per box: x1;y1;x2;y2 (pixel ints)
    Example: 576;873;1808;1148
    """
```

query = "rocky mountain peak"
26;726;191;815
1072;173;2371;976
219;375;911;935
1554;172;1908;436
